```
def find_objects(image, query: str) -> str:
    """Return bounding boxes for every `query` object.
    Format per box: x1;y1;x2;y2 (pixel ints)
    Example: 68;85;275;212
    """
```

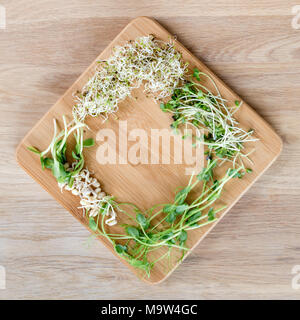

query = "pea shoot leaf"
175;204;189;214
207;208;215;221
163;204;176;213
193;68;201;81
115;244;127;254
136;213;149;229
227;169;242;178
161;232;174;241
178;230;187;244
126;226;140;238
175;187;191;204
166;211;177;223
89;217;98;231
186;210;202;226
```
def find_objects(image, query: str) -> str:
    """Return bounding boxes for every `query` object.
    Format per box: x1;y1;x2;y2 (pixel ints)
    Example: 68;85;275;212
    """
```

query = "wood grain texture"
0;0;300;298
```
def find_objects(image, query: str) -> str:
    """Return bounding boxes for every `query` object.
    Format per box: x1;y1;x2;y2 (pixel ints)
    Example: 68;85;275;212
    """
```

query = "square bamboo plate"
16;17;282;284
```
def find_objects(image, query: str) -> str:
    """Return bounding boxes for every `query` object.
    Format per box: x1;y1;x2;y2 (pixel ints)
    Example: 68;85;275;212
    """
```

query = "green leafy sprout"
160;68;258;172
27;116;93;187
84;158;243;277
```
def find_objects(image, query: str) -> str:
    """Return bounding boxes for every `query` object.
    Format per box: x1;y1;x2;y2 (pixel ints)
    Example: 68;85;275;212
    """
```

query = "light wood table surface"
0;0;300;299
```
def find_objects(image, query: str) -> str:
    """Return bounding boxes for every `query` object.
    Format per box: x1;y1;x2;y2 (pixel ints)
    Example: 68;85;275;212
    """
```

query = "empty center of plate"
83;88;204;211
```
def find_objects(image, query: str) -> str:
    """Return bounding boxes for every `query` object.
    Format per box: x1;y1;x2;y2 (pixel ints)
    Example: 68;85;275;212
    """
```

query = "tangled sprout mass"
73;35;188;121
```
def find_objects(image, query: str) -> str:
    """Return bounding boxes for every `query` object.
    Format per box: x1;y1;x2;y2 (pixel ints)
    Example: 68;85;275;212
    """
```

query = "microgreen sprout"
87;160;242;277
28;116;88;185
28;116;117;226
73;35;187;121
160;68;258;171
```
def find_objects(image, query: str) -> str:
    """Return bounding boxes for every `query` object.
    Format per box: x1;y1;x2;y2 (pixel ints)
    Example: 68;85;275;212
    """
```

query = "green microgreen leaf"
178;230;187;244
227;168;242;178
175;187;191;204
83;138;95;147
193;68;201;81
44;158;54;169
166;211;177;224
163;204;176;213
126;226;140;238
72;150;80;160
207;208;215;221
175;204;189;214
89;217;98;231
186;210;202;225
51;160;70;183
136;213;149;229
75;143;81;155
99;203;108;215
115;244;127;254
161;232;174;241
197;161;217;181
27;146;41;154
